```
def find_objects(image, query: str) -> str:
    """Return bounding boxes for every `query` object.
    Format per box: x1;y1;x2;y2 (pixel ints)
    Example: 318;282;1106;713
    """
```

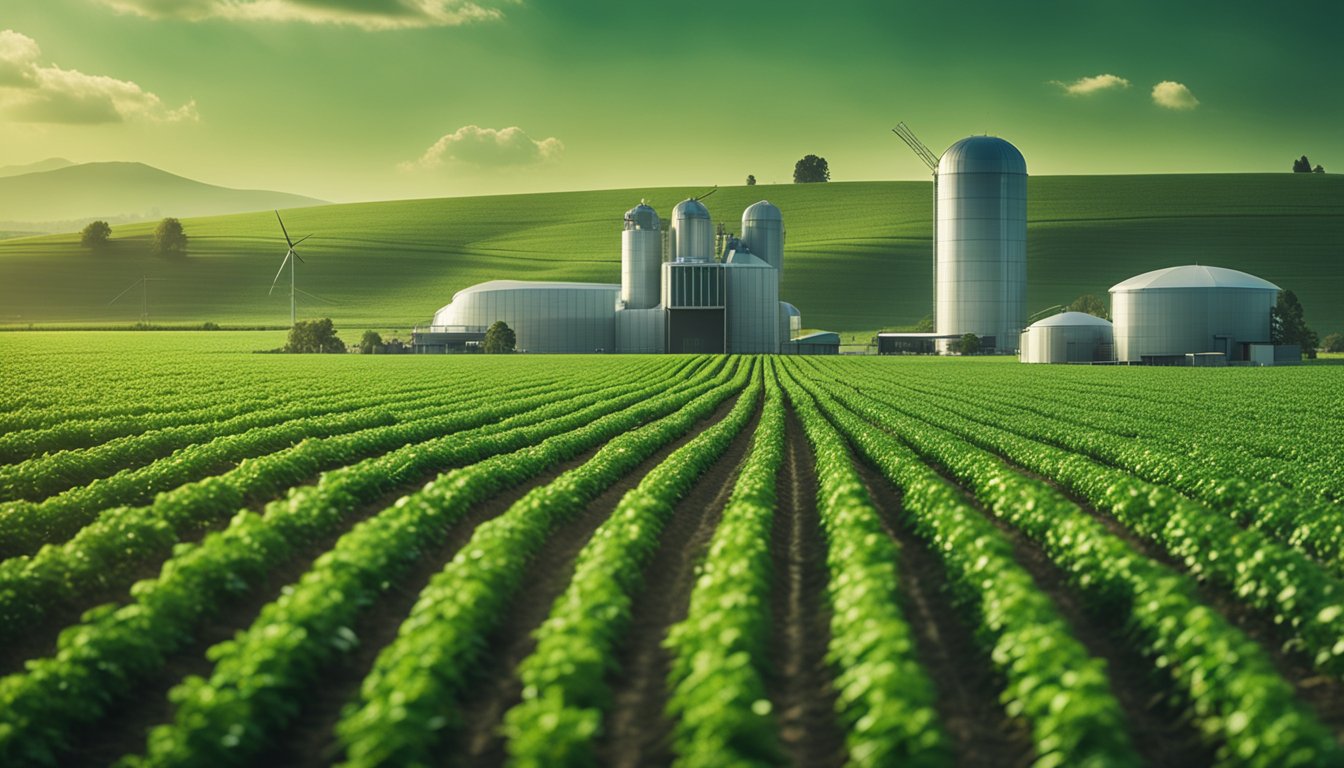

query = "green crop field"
2;332;1343;767
1;173;1340;337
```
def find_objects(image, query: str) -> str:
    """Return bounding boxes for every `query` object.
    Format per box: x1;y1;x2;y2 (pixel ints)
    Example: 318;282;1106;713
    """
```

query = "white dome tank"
935;136;1027;354
741;200;784;273
1019;311;1114;363
670;198;713;263
621;203;661;309
1110;265;1279;362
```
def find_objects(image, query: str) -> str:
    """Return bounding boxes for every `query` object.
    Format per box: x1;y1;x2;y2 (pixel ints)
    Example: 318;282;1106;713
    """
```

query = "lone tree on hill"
153;217;188;256
1068;293;1111;320
1315;164;1326;173
80;220;111;249
956;333;981;355
746;174;756;186
483;320;516;354
1293;156;1311;173
1271;289;1319;358
359;330;384;354
793;154;830;183
284;318;345;353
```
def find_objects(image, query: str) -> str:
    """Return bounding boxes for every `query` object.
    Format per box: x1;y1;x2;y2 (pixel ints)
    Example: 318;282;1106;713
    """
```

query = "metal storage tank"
725;251;779;353
432;280;617;353
935;136;1027;354
621;203;661;310
1019;312;1114;363
740;200;784;274
670;199;713;263
1110;265;1279;362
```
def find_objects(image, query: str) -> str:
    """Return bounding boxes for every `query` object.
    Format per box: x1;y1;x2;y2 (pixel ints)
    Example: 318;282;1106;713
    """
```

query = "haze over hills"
0;162;327;234
0;158;75;178
0;174;1339;336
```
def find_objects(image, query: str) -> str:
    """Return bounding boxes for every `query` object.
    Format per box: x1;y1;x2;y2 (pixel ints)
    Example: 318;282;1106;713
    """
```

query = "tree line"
80;218;188;256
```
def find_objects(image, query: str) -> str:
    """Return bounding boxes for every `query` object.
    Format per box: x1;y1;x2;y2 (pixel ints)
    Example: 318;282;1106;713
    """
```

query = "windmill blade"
294;287;337;304
293;249;305;264
275;210;294;249
107;278;142;306
291;234;312;248
269;252;291;295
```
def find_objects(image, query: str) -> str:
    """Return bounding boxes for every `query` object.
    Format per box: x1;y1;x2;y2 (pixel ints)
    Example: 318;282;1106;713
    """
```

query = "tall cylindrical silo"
741;200;784;274
670;199;713;263
621;203;661;309
1110;265;1279;362
935;136;1027;353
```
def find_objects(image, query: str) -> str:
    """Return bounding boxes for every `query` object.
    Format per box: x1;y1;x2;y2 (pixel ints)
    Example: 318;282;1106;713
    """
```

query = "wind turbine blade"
291;234;312;247
294;250;305;264
108;278;141;306
269;253;291;295
275;210;294;249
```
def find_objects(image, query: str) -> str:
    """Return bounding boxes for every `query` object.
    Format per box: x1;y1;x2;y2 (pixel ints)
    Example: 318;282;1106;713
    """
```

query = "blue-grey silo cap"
938;136;1027;175
673;198;711;219
624;203;660;230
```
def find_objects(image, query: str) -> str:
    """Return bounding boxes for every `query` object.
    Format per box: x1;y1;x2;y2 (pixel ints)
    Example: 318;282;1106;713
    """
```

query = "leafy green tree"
1271;289;1318;358
284;318;345;353
1293;156;1312;173
153;217;188;257
746;174;756;186
359;329;384;354
793;154;830;183
80;220;111;249
956;333;980;355
1314;164;1325;174
1067;293;1110;320
1321;332;1344;353
912;314;935;332
483;320;516;354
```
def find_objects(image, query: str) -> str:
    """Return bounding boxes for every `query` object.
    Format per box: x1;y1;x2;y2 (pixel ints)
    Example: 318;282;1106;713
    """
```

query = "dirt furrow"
761;411;847;768
853;458;1034;768
594;398;760;768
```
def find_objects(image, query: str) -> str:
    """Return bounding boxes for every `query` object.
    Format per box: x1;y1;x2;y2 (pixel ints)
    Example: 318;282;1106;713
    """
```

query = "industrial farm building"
416;199;834;354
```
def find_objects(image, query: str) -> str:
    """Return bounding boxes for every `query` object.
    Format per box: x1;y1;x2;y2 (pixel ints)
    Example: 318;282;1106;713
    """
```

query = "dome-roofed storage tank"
1110;264;1279;363
670;199;713;263
936;135;1027;354
621;203;661;309
740;200;784;274
1019;311;1114;363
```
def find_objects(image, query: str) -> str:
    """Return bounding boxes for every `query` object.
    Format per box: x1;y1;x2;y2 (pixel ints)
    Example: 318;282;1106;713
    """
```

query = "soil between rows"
761;408;847;768
594;392;760;768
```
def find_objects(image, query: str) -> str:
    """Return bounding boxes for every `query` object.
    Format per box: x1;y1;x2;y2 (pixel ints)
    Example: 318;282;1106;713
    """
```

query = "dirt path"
593;397;760;768
757;410;847;768
853;458;1035;768
920;457;1214;768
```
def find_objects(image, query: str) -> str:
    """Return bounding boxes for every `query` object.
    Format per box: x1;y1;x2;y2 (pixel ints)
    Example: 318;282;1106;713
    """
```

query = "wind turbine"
109;275;166;325
269;210;312;326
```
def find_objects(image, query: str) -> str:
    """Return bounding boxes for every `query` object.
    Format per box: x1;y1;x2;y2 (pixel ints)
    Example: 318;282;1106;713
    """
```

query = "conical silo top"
673;198;711;219
938;136;1027;175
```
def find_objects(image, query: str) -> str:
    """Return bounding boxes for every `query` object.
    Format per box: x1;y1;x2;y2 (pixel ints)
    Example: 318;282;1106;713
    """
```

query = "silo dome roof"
1110;265;1280;292
742;200;782;221
673;198;711;219
1028;311;1113;329
624;203;659;229
938;136;1027;175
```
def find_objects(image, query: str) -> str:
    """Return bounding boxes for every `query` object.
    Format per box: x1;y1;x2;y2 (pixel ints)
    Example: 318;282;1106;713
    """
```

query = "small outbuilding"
1019;312;1114;364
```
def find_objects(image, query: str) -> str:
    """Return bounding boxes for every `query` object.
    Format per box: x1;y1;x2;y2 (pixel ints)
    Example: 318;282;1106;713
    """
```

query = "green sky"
1;0;1339;202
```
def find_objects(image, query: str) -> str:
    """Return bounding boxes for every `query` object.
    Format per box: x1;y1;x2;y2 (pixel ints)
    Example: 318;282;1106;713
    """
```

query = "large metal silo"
670;199;713;263
935;136;1027;353
1110;265;1279;362
740;200;784;274
621;203;661;309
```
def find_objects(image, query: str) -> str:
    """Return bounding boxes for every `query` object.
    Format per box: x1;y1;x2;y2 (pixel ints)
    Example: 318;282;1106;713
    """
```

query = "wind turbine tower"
269;211;312;326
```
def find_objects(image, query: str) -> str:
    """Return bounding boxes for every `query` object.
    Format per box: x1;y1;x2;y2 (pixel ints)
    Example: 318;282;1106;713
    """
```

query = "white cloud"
0;29;197;124
98;0;508;30
1051;73;1131;95
1152;80;1199;110
402;125;563;170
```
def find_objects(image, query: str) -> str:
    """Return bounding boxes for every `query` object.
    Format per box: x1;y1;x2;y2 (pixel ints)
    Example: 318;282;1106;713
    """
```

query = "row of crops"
1;332;1342;767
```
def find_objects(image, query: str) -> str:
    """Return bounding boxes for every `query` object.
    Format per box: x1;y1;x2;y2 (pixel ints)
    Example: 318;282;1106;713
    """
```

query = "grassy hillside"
0;162;326;231
0;174;1339;335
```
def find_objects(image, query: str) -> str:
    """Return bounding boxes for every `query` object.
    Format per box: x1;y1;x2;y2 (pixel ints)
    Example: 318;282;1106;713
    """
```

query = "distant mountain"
0;162;327;232
0;158;74;178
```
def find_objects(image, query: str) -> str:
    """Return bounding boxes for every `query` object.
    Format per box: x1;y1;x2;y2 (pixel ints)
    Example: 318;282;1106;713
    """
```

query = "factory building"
1110;264;1279;364
422;199;832;354
1019;312;1114;364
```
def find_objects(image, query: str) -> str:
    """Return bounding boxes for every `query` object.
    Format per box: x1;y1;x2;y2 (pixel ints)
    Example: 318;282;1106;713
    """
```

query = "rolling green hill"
0;174;1339;336
0;162;326;233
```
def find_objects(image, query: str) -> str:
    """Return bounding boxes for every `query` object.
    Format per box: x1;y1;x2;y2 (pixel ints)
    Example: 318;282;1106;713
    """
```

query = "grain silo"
741;201;784;274
1019;312;1114;363
621;203;661;309
935;136;1027;354
1110;265;1279;363
670;199;713;263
